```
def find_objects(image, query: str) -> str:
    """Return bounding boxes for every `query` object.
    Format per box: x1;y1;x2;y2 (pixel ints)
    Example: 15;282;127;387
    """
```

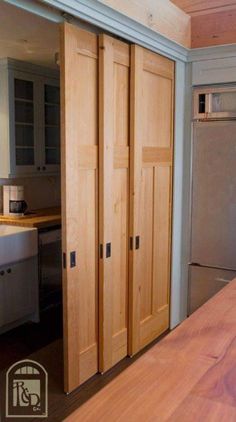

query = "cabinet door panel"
15;148;34;166
45;84;60;104
60;23;98;392
15;79;33;100
12;74;38;174
129;45;174;355
43;80;60;171
0;258;38;328
15;124;34;147
99;35;130;372
15;100;34;123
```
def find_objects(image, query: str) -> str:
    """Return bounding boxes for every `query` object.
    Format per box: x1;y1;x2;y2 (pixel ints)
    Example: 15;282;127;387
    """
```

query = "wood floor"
2;282;236;421
0;305;63;372
65;281;236;422
0;311;167;422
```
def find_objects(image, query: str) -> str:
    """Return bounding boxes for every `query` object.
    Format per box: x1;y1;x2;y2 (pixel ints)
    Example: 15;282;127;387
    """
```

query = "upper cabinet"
0;58;60;178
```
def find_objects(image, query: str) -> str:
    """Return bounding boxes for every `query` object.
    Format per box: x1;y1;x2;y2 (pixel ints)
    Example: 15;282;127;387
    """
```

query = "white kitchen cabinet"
0;58;60;178
0;256;39;333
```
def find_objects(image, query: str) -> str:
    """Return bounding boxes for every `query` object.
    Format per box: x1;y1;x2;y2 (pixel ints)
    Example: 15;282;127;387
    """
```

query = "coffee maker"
3;186;28;217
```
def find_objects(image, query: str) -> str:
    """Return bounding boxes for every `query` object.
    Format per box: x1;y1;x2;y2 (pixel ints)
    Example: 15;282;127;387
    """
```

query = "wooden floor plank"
0;322;166;421
65;280;236;422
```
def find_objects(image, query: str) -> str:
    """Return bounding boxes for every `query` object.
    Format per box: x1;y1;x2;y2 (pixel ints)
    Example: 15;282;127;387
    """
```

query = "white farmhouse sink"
0;225;38;266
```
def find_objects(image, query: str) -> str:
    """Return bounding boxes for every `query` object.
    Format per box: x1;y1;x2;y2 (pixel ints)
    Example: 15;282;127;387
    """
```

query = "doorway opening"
0;1;63;381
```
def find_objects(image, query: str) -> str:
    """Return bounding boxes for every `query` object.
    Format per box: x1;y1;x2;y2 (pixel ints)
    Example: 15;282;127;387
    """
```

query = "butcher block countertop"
66;281;236;422
0;207;61;229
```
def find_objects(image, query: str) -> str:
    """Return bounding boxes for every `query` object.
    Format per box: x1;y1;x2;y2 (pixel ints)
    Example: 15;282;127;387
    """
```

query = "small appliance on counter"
3;185;28;217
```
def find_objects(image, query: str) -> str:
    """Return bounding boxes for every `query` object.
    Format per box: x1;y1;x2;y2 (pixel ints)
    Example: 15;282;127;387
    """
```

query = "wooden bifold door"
61;23;174;393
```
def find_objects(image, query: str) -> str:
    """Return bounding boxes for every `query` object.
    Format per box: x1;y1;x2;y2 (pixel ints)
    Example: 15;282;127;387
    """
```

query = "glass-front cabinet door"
42;79;60;173
0;58;60;178
11;73;40;175
9;71;60;177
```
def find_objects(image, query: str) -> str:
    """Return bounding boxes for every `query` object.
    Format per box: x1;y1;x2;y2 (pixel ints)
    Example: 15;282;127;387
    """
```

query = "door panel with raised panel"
129;45;174;355
60;23;99;393
99;34;130;372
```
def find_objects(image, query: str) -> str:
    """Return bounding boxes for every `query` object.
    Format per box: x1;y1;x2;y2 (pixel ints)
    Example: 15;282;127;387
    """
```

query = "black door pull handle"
135;236;140;250
106;243;111;258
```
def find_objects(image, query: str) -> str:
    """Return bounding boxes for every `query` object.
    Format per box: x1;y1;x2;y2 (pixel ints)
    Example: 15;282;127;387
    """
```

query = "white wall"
0;176;61;212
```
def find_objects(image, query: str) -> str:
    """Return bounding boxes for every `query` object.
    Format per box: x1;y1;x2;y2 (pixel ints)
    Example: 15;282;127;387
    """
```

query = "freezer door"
188;265;236;315
191;121;236;269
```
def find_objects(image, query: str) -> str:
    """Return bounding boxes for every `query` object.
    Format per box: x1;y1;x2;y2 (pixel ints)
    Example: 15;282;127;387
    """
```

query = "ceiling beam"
98;0;191;48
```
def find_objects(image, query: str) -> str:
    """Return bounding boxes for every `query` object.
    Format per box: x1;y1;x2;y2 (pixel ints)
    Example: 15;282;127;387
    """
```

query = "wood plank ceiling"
171;0;236;47
171;1;236;15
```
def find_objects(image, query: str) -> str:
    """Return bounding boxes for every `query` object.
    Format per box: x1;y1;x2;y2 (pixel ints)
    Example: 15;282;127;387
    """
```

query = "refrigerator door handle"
215;277;230;283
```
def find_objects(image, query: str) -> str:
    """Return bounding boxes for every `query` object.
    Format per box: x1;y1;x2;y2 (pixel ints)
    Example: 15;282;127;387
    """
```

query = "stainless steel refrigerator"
189;120;236;314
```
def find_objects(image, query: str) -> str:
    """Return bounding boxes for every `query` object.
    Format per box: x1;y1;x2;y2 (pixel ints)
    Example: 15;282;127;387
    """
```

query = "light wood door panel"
99;34;130;372
129;45;174;355
60;23;98;393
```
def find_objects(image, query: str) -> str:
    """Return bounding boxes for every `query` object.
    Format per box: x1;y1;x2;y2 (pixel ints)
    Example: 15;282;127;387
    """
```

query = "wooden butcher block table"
65;280;236;422
0;207;61;229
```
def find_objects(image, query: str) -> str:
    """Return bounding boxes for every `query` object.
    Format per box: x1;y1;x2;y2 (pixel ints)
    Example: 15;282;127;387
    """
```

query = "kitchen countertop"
65;280;236;422
0;207;61;229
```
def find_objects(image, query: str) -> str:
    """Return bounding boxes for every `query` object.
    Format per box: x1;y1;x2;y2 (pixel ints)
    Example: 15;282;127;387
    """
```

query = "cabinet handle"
42;166;46;171
7;268;11;274
0;270;5;276
37;166;41;171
